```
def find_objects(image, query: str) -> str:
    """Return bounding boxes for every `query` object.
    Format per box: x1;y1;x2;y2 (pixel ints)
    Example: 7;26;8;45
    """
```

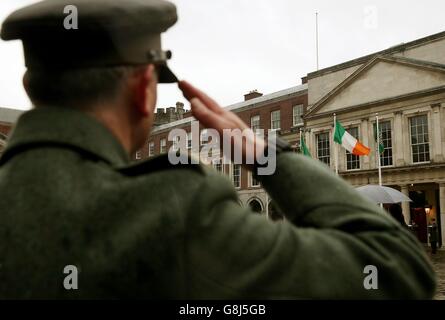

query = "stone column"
440;183;445;247
431;104;443;163
400;185;410;225
394;111;405;167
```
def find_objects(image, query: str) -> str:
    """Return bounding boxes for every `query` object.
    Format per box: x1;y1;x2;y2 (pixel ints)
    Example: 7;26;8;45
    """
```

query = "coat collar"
0;107;130;167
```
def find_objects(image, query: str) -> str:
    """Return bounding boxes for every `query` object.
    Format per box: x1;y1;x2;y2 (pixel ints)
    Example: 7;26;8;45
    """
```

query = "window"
160;138;167;153
250;172;260;187
316;132;330;166
410;115;430;163
374;121;393;166
250;115;261;133
172;135;180;151
201;129;208;145
346;127;360;170
135;151;142;160
248;199;263;213
270;110;281;130
232;164;241;188
213;158;223;174
148;142;155;157
293;105;304;126
187;132;192;149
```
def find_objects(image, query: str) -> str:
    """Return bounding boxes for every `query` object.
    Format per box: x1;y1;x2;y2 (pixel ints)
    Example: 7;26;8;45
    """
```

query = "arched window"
248;199;263;214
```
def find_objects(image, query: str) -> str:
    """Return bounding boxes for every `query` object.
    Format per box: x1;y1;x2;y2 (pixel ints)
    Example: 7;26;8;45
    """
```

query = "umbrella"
355;185;412;204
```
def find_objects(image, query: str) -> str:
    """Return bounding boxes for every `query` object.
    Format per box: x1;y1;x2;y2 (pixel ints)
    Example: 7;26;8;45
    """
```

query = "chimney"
176;102;184;112
244;90;263;101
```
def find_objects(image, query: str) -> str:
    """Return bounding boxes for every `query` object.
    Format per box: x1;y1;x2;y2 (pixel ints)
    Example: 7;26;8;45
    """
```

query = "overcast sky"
1;0;445;111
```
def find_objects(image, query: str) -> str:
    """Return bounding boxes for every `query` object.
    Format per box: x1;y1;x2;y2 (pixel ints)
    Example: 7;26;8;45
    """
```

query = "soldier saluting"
0;0;435;299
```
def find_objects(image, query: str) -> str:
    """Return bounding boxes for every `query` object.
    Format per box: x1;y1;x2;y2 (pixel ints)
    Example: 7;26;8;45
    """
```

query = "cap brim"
158;64;178;83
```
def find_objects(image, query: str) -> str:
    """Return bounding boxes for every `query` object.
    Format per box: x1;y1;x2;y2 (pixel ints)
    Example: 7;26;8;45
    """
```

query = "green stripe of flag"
301;135;311;157
334;121;345;144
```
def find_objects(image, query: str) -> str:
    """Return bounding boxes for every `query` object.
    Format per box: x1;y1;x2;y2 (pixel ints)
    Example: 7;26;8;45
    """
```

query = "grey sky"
1;0;445;111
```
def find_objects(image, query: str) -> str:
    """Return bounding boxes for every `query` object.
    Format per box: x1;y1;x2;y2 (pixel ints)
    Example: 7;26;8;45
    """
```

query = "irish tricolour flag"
334;121;370;156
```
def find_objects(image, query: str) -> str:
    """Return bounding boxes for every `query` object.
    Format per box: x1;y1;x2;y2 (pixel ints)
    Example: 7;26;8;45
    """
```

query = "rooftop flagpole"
316;12;319;70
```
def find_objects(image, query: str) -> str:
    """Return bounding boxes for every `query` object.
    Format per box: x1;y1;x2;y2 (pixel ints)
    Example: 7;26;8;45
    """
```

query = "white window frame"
374;120;393;167
201;129;209;146
292;104;304;126
316;132;330;166
250;115;261;133
172;135;180;151
212;158;224;174
249;172;260;187
135;151;142;160
270;110;281;130
232;164;241;189
409;114;431;164
345;127;360;171
160;138;167;154
187;132;192;149
148;141;155;157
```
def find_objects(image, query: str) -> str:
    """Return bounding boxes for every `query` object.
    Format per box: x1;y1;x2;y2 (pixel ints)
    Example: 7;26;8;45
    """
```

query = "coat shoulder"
116;153;210;177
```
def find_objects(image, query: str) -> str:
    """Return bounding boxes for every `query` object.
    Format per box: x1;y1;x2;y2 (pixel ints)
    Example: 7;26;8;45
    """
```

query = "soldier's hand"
178;80;266;169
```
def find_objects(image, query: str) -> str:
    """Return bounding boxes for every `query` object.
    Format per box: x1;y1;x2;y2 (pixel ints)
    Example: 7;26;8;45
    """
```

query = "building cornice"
0;107;24;124
305;56;445;119
307;30;445;80
305;86;445;121
340;162;445;179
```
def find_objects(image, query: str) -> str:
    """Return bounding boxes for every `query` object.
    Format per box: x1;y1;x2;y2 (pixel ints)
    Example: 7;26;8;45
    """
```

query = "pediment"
306;56;445;117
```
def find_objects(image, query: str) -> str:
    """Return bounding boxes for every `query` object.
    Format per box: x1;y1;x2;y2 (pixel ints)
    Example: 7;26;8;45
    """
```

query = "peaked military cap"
1;0;178;83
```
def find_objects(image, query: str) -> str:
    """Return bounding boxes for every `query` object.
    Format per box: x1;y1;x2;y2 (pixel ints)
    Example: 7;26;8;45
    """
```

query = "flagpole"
333;113;338;175
316;12;319;70
300;128;303;154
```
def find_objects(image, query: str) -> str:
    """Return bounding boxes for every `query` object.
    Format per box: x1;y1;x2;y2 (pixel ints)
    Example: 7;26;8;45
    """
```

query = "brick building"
134;84;308;219
0;108;23;154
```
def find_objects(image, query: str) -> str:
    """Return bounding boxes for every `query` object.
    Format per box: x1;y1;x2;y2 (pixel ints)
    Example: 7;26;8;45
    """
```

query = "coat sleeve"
184;153;436;299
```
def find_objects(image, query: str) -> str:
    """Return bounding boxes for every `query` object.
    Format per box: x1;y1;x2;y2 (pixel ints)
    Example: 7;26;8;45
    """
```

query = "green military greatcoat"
0;107;436;299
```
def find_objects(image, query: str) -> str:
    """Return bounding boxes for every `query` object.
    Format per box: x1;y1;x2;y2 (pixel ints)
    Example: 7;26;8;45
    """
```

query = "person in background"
429;219;439;254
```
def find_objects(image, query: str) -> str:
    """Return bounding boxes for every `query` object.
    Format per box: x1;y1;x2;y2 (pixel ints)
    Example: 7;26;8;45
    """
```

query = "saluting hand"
178;80;266;169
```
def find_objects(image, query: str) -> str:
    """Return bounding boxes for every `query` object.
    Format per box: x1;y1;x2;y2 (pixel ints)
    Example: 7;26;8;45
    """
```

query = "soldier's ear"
23;71;30;95
132;65;156;117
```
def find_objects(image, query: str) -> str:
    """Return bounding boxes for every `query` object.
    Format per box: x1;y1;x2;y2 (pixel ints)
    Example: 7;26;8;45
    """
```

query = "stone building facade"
304;31;445;247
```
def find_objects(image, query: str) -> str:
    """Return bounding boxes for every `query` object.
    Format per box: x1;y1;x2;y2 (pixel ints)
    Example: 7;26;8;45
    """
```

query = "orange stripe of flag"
352;142;371;156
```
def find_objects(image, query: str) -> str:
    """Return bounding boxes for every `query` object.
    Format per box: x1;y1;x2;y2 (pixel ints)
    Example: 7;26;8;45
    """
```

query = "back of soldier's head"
1;0;179;109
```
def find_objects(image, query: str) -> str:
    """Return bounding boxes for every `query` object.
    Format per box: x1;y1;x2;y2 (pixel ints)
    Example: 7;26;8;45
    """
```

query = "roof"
307;30;445;80
0;107;24;124
153;83;308;133
305;55;445;119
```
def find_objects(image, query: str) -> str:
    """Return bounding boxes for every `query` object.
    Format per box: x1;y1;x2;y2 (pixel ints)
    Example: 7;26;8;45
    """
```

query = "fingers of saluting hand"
189;97;232;133
178;80;249;131
178;80;224;115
